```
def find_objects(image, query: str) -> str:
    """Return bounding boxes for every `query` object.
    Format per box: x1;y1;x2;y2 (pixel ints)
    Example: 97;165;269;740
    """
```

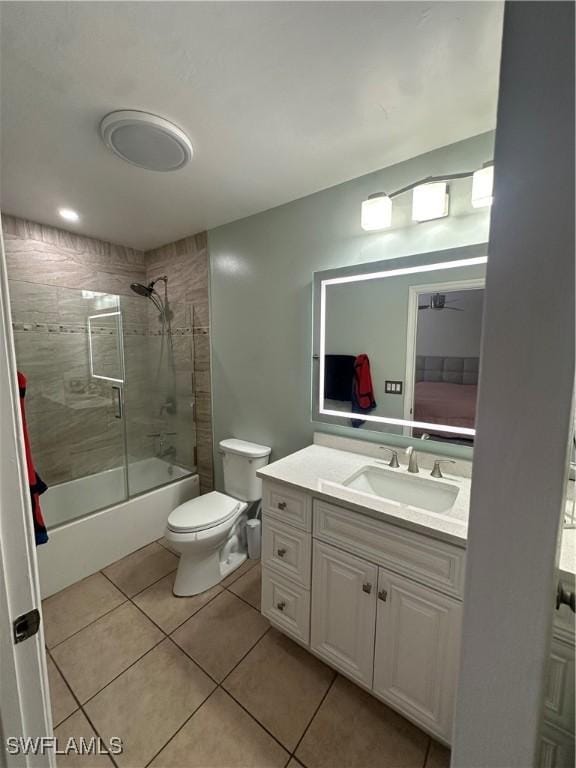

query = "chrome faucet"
406;446;419;473
431;459;456;479
379;446;400;468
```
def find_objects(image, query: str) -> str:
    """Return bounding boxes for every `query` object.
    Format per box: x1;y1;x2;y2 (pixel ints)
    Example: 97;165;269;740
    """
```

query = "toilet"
165;438;271;596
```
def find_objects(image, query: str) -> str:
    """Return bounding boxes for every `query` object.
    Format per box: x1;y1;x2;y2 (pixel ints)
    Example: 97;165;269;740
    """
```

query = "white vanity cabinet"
260;479;465;744
538;605;576;768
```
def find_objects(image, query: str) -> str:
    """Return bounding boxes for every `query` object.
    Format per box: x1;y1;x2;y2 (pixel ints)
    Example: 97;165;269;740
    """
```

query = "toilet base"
220;550;248;580
172;548;248;597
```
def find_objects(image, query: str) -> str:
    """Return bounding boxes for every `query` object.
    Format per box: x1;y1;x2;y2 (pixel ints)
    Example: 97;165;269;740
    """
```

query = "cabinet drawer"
262;515;311;587
313;499;465;599
261;567;310;644
544;637;575;734
263;481;311;531
539;721;576;768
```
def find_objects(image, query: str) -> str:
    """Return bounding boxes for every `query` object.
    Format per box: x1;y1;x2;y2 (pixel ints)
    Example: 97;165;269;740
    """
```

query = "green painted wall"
208;132;494;488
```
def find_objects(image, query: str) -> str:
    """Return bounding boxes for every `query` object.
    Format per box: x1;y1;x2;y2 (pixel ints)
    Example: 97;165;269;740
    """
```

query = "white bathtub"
42;458;192;528
37;458;198;598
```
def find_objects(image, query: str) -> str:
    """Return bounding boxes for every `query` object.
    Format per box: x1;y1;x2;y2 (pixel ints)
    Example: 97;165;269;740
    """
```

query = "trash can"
246;518;261;560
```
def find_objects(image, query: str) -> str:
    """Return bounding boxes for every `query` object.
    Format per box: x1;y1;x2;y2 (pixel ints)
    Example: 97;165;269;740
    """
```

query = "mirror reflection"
317;252;486;445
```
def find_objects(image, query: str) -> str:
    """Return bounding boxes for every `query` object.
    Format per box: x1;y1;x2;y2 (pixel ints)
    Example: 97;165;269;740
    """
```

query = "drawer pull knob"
378;589;388;602
277;548;287;558
362;582;372;594
276;601;286;611
277;501;287;510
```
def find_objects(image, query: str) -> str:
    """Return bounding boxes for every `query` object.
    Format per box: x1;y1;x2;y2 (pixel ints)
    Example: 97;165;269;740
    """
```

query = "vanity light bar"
317;255;488;426
361;163;494;230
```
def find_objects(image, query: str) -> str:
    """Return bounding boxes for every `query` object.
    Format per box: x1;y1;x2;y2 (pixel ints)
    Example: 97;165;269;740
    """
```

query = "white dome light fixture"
58;207;80;223
100;110;193;172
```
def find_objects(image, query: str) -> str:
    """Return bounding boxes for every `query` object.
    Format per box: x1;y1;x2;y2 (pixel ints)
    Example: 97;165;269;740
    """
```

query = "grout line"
78;633;167;708
49;652;120;768
161;586;226;636
217;687;292;757
218;624;272;685
100;564;178;601
47;649;83;724
142;687;220;768
47;598;129;652
224;582;261;612
164;635;221;687
289;671;337;763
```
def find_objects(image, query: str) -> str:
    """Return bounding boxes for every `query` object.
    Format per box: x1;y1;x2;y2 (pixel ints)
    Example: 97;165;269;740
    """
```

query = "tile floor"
44;540;451;768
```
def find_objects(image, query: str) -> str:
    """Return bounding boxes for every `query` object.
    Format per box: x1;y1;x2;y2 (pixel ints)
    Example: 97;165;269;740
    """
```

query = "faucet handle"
431;459;456;479
379;447;400;468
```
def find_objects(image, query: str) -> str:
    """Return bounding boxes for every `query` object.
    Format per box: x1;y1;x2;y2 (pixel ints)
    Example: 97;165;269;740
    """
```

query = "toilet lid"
167;491;243;533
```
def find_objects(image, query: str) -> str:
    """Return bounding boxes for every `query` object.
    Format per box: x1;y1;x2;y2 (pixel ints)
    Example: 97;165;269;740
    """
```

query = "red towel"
352;354;377;411
17;372;48;545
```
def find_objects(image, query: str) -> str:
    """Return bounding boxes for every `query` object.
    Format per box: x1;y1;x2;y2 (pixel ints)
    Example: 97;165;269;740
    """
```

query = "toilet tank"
220;438;272;501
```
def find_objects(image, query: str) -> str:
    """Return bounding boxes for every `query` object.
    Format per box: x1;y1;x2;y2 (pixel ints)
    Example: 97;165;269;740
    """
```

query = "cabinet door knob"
362;582;372;594
277;548;287;558
378;589;388;602
276;601;286;611
277;501;287;510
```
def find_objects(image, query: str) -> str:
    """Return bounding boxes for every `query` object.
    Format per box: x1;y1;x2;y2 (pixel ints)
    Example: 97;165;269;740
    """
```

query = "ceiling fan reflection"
418;293;464;311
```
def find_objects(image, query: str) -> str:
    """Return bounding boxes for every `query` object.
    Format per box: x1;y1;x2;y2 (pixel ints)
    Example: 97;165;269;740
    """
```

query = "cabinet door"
373;569;462;742
539;721;576;768
311;540;377;687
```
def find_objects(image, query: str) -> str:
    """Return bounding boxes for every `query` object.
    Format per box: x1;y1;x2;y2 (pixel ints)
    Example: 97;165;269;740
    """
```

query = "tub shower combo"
9;276;199;595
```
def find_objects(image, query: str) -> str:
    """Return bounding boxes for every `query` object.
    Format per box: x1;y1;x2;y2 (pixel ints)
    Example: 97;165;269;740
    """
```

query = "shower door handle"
112;385;123;419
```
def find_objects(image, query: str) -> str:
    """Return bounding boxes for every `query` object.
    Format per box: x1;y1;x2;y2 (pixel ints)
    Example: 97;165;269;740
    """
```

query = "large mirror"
312;245;487;445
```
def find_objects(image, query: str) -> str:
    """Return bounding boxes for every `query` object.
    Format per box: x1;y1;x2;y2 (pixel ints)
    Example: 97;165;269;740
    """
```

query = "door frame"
0;219;54;766
403;277;485;434
452;3;575;765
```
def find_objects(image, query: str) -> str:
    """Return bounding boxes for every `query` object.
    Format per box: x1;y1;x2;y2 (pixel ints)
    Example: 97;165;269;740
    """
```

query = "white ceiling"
0;2;503;251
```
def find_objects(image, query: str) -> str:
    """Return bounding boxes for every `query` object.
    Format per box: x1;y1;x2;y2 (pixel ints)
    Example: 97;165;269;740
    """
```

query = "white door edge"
0;217;54;767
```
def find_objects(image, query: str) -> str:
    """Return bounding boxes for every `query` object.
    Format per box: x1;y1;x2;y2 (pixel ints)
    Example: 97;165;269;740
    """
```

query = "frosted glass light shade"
471;165;494;208
361;194;392;231
412;182;449;222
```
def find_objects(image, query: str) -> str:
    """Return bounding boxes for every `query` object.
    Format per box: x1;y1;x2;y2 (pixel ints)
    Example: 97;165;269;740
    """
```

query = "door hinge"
13;609;41;644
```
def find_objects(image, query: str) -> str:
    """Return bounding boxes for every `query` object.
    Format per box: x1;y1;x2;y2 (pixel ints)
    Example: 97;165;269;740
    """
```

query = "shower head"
130;282;154;298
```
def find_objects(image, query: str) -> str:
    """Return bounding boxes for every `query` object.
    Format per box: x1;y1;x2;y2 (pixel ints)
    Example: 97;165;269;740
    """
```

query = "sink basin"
342;465;459;514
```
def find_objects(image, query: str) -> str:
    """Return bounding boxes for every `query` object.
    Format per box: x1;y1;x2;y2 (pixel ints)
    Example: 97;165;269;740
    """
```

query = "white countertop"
258;443;470;547
258;442;576;580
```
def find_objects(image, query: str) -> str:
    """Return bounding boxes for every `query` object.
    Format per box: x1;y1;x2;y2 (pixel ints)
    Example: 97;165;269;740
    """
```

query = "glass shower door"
9;282;129;527
121;293;196;497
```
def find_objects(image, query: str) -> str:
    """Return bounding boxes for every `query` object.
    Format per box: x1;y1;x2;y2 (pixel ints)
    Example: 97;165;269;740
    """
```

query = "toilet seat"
167;491;244;534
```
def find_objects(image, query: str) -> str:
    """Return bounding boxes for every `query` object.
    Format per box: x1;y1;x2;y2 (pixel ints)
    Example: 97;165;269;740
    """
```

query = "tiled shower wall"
2;215;213;492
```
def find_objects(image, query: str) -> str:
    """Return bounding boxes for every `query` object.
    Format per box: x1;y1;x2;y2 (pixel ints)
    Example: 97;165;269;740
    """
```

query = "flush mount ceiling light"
99;110;193;172
58;207;80;223
361;193;392;231
412;182;449;223
471;164;494;208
